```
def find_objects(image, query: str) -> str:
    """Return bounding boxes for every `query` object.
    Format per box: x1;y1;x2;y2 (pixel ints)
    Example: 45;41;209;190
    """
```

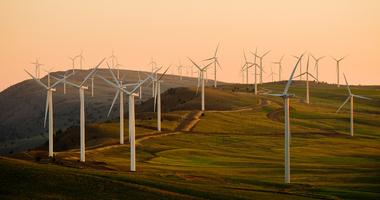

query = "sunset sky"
0;0;379;91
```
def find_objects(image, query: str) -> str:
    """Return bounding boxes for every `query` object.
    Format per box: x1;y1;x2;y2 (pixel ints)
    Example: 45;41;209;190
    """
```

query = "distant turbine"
242;49;254;84
148;57;158;97
31;58;43;79
25;69;72;158
69;55;77;73
254;49;271;84
331;56;346;87
273;55;285;81
249;49;261;95
293;55;318;104
148;66;170;132
269;53;304;184
311;54;324;83
267;66;278;83
109;50;116;67
99;69;151;171
62;58;105;162
336;74;371;136
203;43;221;88
76;50;85;70
188;58;213;112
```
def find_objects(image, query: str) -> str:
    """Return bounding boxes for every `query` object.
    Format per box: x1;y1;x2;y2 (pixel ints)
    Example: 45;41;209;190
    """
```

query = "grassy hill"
1;81;380;199
0;69;217;154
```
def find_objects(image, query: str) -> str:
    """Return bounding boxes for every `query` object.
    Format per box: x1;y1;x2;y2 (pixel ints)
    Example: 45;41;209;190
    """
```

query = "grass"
2;81;380;199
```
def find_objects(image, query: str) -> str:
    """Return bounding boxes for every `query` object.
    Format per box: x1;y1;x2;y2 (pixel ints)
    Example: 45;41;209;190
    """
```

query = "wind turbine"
242;50;254;84
249;49;261;95
109;51;116;67
292;55;303;80
293;55;318;104
203;43;221;88
62;58;105;162
254;49;271;84
269;53;304;184
69;55;77;73
177;63;184;80
332;56;346;87
148;67;170;132
31;58;43;79
311;54;324;83
267;66;278;83
273;55;284;81
336;74;371;136
98;68;152;172
24;69;72;158
149;58;158;97
76;50;84;70
188;58;213;112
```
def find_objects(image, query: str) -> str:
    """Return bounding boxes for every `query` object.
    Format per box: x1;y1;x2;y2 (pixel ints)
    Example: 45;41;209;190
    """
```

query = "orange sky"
0;0;379;91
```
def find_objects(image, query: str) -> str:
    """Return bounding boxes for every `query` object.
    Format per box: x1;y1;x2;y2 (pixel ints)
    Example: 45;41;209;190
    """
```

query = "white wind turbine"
311;54;324;83
293;55;318;104
69;55;77;73
249;49;261;95
76;50;84;70
331;56;346;87
31;58;43;79
62;58;105;162
254;49;271;84
98;69;152;172
148;67;170;132
292;55;303;80
336;74;371;136
273;55;284;81
149;58;158;97
203;43;221;88
25;69;72;158
267;66;277;83
188;58;213;112
269;53;304;184
177;63;184;81
242;50;254;84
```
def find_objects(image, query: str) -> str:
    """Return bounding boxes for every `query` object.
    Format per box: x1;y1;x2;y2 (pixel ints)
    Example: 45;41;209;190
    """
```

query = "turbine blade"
44;93;49;128
336;96;351;113
154;83;157;112
107;61;120;86
353;94;372;100
343;73;351;95
107;90;120;117
284;53;304;94
188;58;202;71
97;75;119;89
262;50;271;58
308;73;318;81
130;76;151;94
214;42;220;57
24;69;48;89
80;58;105;87
158;66;170;81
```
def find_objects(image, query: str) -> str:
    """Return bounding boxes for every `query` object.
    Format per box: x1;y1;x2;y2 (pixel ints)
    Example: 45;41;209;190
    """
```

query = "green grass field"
1;81;380;199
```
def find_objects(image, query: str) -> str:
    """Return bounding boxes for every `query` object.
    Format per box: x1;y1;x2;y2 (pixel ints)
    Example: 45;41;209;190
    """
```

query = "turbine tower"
203;43;221;88
69;55;77;73
273;55;284;81
269;53;304;184
62;58;105;162
148;67;170;132
188;58;213;112
311;54;324;83
24;70;72;158
336;74;371;136
76;50;84;70
332;56;345;87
